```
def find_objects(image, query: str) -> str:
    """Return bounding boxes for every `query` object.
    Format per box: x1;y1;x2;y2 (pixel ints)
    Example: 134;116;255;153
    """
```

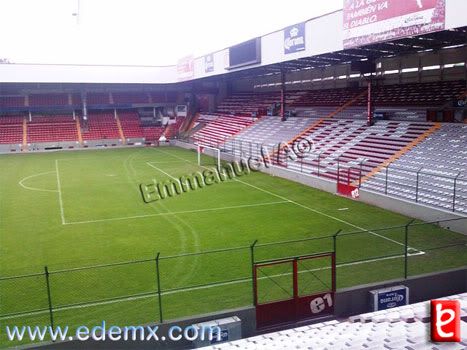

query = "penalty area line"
63;201;291;225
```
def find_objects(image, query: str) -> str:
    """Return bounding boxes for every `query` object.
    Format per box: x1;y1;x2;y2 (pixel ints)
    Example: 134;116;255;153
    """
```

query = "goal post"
197;144;221;170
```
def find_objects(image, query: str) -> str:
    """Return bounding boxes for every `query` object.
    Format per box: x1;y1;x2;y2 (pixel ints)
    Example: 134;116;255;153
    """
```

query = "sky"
0;0;342;66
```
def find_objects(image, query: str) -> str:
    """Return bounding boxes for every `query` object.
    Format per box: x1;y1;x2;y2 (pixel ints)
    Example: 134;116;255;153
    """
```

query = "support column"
367;79;373;126
82;92;88;125
280;69;286;120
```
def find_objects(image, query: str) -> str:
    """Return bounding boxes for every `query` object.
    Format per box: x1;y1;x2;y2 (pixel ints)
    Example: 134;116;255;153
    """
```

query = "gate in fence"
253;252;336;329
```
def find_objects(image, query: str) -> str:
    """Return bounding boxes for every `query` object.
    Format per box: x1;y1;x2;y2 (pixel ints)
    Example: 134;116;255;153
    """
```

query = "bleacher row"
208;115;466;213
214;80;465;117
206;293;467;350
190;81;466;214
363;123;467;212
0;91;177;108
0;113;181;145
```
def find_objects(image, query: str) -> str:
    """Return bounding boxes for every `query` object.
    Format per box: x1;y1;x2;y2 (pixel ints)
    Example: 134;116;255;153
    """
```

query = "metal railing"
182;137;467;214
379;164;467;213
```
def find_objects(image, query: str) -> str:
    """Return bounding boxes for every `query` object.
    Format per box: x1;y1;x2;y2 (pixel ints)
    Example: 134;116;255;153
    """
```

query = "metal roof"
217;26;467;81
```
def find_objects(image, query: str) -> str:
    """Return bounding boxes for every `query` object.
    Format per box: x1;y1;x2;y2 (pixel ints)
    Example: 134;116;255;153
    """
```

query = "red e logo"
431;300;461;342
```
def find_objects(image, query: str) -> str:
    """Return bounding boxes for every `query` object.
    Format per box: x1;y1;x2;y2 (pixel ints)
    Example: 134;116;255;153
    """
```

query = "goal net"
197;144;221;170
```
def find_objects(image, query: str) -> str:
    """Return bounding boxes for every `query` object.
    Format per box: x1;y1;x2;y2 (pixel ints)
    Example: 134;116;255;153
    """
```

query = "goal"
197;144;221;170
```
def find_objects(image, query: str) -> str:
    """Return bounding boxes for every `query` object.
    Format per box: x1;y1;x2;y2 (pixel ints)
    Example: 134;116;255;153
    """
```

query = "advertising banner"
204;54;214;73
284;22;306;54
343;0;446;48
370;285;409;311
177;55;194;81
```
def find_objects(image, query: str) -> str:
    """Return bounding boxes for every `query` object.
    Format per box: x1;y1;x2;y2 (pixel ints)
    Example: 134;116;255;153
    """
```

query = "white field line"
0;250;425;321
233;177;420;251
146;162;180;181
18;171;58;193
61;148;423;256
64;201;290;225
153;149;422;253
55;160;66;225
148;160;188;164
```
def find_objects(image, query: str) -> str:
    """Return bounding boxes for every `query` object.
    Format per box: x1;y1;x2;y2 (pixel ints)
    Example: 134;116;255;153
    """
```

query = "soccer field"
0;146;465;346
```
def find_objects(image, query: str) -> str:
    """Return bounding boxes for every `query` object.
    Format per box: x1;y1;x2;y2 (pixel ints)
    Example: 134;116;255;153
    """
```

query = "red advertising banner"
176;55;194;81
343;0;446;48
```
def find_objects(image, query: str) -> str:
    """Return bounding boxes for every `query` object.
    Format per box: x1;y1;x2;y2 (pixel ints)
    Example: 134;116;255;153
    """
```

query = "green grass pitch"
0;146;465;346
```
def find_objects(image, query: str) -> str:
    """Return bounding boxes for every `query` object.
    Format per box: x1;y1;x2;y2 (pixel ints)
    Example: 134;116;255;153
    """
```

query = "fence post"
44;266;54;330
337;156;340;178
404;220;415;279
155;252;163;323
333;230;342;287
317;152;322;177
415;167;423;203
250;240;258;305
453;172;461;212
358;160;364;188
384;164;389;195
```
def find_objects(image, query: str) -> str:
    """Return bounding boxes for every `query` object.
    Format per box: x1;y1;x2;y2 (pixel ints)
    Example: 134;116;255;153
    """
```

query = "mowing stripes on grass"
1;146;464;348
152;148;423;254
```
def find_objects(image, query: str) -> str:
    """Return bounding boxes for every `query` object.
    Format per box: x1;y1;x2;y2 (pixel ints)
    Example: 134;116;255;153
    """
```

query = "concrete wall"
31;307;255;350
0;144;21;153
26;141;81;152
335;268;467;318
359;190;466;234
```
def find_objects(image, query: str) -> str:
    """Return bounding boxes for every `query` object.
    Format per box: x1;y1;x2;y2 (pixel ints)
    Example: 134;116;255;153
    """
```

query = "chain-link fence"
1;218;465;346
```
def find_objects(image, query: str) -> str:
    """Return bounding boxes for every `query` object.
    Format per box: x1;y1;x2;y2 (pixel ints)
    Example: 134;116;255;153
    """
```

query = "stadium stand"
0;95;25;108
362;123;467;213
225;116;316;154
286;120;437;181
0;115;23;144
226;117;437;182
86;92;111;105
71;93;82;106
28;93;69;107
192;114;255;146
27;115;78;143
142;126;165;143
0;90;183;109
81;112;120;141
113;92;150;104
217;91;304;116
206;293;467;350
117;111;144;139
207;80;466;215
164;117;185;139
359;80;466;107
290;87;364;107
